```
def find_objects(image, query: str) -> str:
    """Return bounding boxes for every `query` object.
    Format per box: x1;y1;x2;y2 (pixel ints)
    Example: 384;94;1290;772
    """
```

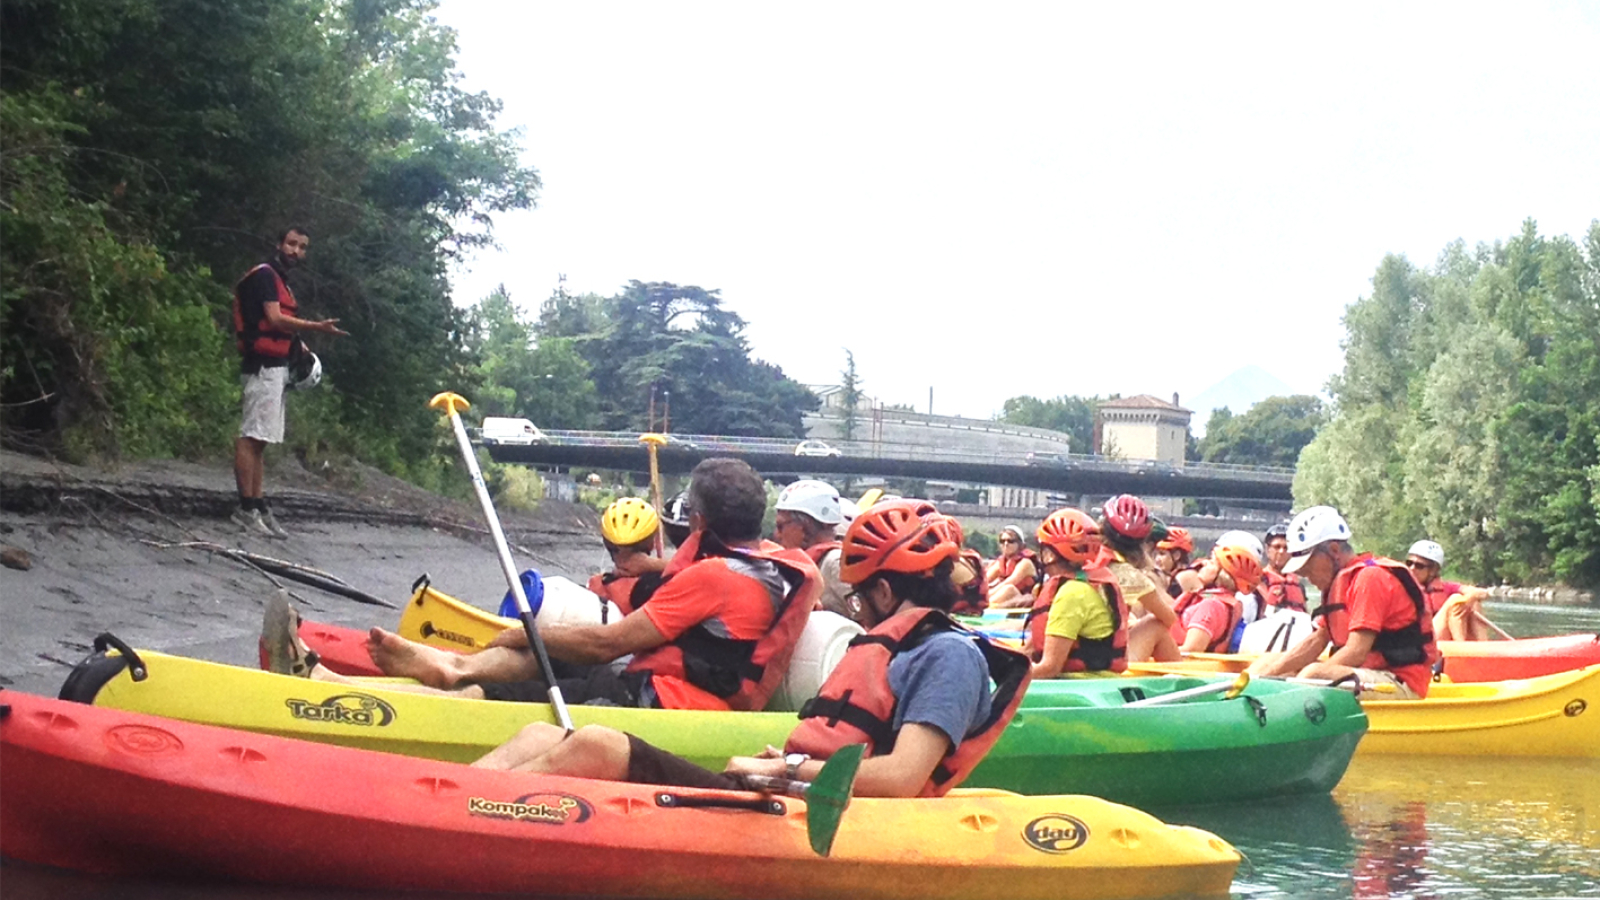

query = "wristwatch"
784;753;810;781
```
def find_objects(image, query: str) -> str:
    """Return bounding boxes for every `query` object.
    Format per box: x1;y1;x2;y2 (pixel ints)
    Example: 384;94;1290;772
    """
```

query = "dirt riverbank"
0;450;609;698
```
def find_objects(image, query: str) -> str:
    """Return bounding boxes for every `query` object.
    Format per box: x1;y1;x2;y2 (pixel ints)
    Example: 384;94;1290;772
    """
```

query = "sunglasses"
998;537;1019;545
1404;559;1436;570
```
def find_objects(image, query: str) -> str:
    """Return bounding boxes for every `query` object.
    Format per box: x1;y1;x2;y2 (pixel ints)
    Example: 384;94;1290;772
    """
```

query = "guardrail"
504;430;1295;483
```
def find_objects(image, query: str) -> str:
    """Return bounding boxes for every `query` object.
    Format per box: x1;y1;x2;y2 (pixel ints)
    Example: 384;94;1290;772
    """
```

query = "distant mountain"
1186;366;1297;436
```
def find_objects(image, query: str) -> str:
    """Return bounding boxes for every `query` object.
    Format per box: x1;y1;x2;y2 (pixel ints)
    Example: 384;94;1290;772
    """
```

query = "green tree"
839;349;863;441
1198;395;1326;468
462;286;599;429
998;394;1098;452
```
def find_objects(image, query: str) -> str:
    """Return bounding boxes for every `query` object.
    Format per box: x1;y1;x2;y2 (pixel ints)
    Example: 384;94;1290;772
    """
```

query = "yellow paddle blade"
429;392;470;415
639;433;669;447
856;488;885;509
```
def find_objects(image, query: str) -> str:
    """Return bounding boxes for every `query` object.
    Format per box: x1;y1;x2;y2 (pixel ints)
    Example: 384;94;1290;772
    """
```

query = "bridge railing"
526;430;1295;482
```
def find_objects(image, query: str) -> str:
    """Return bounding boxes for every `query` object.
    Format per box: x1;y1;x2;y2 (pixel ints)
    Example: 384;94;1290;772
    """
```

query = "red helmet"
1036;508;1101;566
1213;544;1263;593
1158;527;1194;554
840;499;959;584
1101;494;1151;539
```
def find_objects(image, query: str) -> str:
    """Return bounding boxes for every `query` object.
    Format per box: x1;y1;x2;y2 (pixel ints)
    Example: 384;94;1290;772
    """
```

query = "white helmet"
1213;530;1264;563
1407;540;1445;566
1282;505;1352;574
834;496;859;537
776;479;842;525
287;352;322;391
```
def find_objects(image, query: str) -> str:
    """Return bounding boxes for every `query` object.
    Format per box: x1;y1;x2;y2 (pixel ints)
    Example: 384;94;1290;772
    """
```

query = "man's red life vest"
1023;566;1127;672
626;530;819;711
803;540;841;566
1261;569;1309;613
989;550;1037;594
950;548;990;616
1171;588;1244;653
232;263;298;362
1314;555;1435;668
785;607;1031;797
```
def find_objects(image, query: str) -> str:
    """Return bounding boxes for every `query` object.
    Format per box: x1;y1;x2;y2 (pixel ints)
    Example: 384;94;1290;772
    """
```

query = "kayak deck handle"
656;792;786;816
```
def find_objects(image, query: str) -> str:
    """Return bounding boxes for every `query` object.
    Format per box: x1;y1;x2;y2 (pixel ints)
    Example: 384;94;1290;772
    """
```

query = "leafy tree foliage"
1296;220;1600;588
997;394;1098;453
1198;395;1326;468
460;286;599;429
535;280;818;438
839;349;864;441
2;0;537;481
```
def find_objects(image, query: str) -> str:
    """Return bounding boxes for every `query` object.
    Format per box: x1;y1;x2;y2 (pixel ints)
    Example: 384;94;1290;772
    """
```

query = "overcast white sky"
431;0;1599;420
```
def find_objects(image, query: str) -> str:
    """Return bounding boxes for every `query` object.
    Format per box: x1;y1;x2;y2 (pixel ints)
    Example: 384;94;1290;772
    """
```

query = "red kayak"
1439;633;1600;682
0;691;1240;899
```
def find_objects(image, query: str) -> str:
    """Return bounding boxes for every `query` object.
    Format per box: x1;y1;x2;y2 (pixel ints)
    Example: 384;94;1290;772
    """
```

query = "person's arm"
612;550;669;577
1134;585;1177;628
262;300;349;336
725;723;952;798
1174;568;1206;593
1248;622;1330;676
1031;634;1077;679
1324;628;1377;667
1179;627;1214;653
996;558;1036;592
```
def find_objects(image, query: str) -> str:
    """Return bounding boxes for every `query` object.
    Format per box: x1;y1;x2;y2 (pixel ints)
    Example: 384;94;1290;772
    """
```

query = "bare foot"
367;627;465;689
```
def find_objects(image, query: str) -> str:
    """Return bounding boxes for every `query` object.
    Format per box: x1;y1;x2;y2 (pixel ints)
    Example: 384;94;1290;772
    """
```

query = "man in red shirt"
265;458;819;711
1248;506;1437;699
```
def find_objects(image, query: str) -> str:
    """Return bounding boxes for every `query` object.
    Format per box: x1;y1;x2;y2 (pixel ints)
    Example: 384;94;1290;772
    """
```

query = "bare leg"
235;437;265;500
1126;617;1182;662
988;585;1025;608
367;627;540;688
514;725;633;779
472;722;572;769
308;662;488;699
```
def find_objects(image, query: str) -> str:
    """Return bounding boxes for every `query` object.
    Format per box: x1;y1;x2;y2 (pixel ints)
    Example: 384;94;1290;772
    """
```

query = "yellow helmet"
601;497;659;545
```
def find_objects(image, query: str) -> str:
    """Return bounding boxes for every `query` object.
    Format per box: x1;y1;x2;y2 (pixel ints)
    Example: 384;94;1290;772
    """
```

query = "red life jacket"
626;530;819;711
586;572;651;617
803;540;841;565
1023;566;1127;672
1261;569;1308;613
232;263;298;361
1315;555;1435;669
950;548;990;616
785;607;1032;797
1171;588;1243;653
989;550;1037;594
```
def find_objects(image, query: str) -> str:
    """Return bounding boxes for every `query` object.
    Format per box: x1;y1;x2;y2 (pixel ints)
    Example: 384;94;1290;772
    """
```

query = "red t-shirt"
635;556;779;710
1169;593;1237;650
1339;564;1431;696
1422;579;1464;616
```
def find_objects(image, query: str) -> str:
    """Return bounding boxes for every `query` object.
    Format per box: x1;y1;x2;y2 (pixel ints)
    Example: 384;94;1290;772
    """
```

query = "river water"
4;602;1598;900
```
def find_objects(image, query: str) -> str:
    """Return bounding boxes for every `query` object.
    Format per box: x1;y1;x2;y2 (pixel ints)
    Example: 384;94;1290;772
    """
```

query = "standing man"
1249;506;1437;699
231;227;347;538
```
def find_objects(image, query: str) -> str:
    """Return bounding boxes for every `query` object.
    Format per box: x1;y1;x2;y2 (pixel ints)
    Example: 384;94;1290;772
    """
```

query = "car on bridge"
1025;451;1070;467
795;439;843;458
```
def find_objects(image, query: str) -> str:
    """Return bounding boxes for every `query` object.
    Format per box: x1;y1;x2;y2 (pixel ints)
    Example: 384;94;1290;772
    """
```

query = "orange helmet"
840;499;959;585
1213;544;1263;593
1158;527;1194;554
927;513;965;548
1036;508;1101;566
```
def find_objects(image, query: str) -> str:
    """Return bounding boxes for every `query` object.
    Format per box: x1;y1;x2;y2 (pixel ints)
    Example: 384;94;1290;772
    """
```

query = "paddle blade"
805;743;863;857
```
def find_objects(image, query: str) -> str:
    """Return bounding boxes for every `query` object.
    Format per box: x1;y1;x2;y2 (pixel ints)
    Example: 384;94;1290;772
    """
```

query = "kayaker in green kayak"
1248;506;1439;699
471;499;1033;799
1021;508;1128;679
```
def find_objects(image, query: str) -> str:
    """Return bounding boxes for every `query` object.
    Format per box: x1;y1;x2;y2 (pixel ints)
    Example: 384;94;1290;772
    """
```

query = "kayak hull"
1356;665;1600;757
75;648;1365;807
0;691;1239;899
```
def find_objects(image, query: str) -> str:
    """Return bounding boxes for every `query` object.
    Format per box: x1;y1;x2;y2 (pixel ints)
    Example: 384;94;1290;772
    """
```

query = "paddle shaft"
435;395;574;733
1125;672;1250;707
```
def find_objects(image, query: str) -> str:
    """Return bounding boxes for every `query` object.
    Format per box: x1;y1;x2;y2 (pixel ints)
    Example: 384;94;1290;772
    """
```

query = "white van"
480;417;544;446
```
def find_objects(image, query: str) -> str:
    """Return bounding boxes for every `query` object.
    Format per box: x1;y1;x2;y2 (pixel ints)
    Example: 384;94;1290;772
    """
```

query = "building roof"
1099;394;1191;414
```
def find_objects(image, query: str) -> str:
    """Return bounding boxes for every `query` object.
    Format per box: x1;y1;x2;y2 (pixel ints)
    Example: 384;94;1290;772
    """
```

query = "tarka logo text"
469;792;594;825
1023;814;1090;853
284;692;397;727
419;620;480;648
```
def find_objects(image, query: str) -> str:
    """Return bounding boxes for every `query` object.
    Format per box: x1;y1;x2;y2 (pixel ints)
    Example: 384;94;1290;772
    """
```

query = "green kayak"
64;643;1366;807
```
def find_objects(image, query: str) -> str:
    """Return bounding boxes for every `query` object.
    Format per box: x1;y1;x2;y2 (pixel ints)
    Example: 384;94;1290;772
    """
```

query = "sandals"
261;590;320;677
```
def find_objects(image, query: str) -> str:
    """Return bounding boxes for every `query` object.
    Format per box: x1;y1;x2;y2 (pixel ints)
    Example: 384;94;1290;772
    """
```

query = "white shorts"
1349;667;1421;700
240;366;288;443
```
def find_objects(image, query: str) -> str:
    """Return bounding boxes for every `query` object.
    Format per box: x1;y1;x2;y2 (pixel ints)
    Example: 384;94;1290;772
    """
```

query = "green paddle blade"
805;743;863;857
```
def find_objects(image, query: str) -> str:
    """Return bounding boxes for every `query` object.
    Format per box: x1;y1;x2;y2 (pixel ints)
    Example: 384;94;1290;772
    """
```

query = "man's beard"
276;251;299;269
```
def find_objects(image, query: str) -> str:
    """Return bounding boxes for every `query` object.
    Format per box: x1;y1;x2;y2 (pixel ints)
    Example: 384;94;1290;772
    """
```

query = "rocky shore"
0;450;609;698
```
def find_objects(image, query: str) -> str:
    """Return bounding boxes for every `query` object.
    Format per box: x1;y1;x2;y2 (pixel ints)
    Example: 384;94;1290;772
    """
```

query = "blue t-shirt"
888;631;994;750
